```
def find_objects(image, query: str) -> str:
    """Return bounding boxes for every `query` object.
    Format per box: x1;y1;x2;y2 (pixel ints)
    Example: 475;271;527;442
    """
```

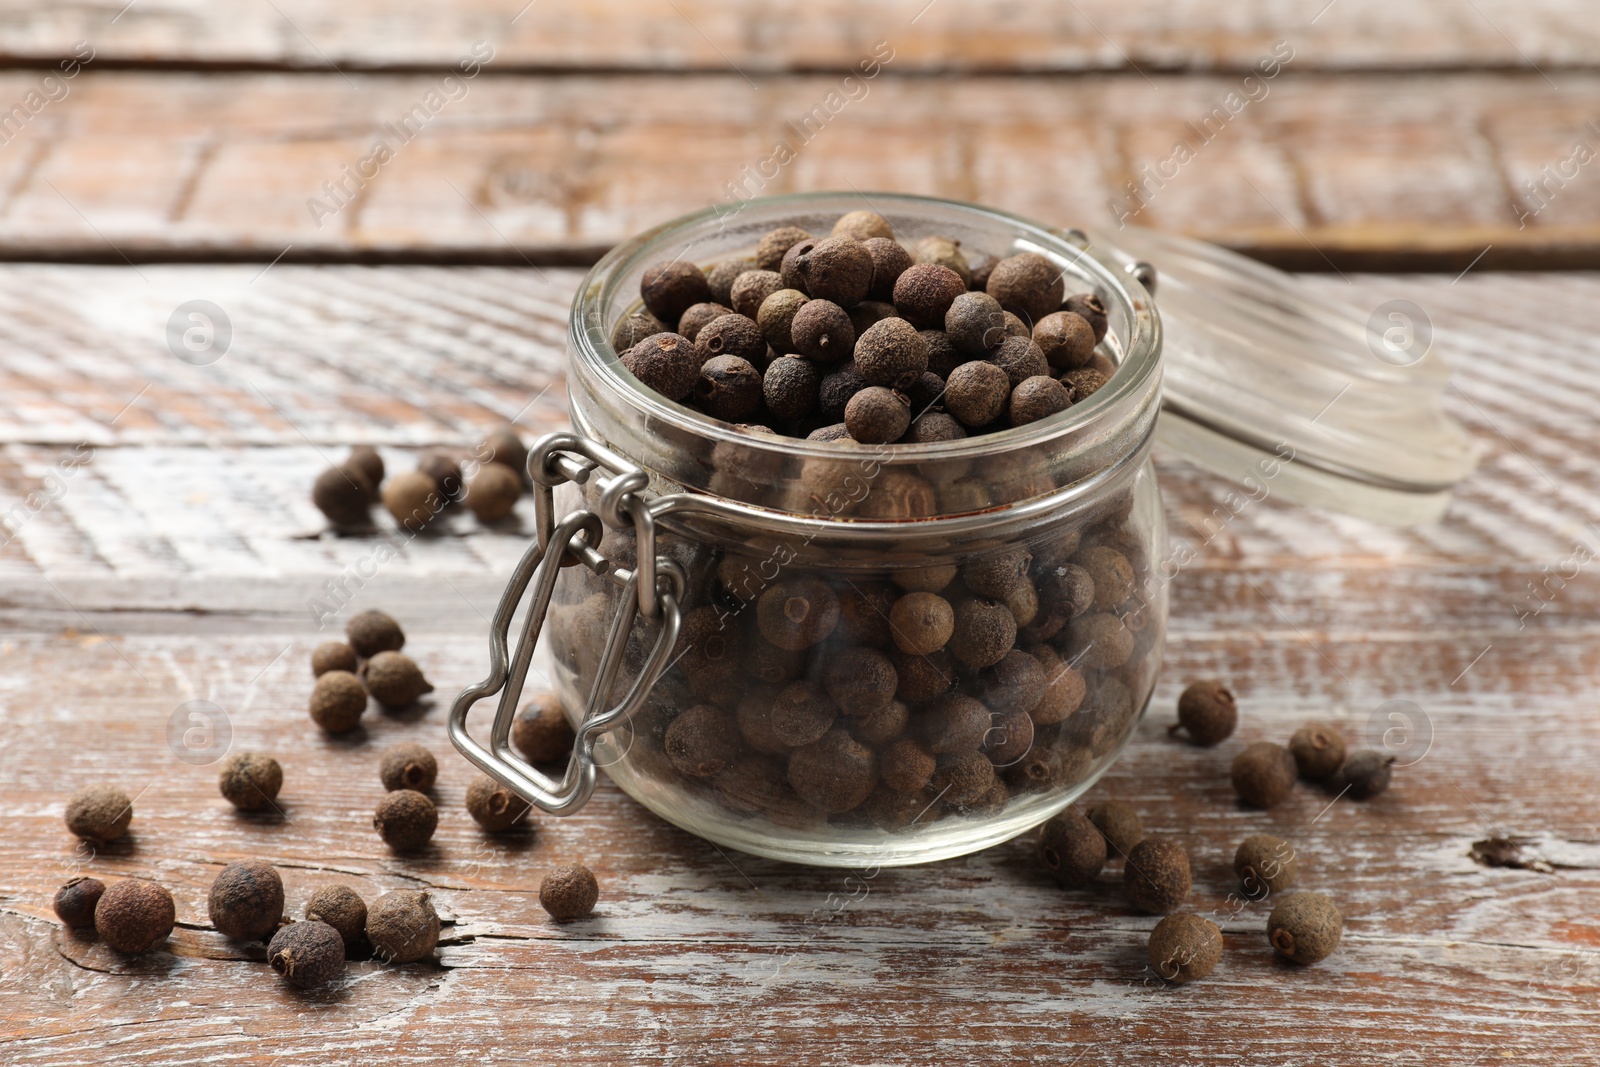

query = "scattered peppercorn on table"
4;2;1600;1063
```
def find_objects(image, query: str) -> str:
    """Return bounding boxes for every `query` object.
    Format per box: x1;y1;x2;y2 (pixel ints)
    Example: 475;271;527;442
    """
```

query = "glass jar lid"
1086;226;1480;525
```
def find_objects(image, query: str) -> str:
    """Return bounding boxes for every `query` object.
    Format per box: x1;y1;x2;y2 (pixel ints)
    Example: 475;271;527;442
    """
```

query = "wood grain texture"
3;0;1598;73
1;265;1598;1063
1;72;1598;267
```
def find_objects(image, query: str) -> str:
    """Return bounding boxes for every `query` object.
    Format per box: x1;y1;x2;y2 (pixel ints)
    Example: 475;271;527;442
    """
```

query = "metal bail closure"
448;433;685;816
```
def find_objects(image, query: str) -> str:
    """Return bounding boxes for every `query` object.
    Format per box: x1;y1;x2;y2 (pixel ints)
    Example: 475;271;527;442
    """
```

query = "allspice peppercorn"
822;646;899;716
932;751;996;806
917;693;992;754
790;298;856;362
854;317;929;389
1033;310;1097;370
862;237;914;301
347;608;404;657
309;669;367;733
1267;891;1342;964
948;597;1017;669
763;355;821;422
1065;292;1109;343
512;691;575;764
640;259;711;322
944;361;1010;427
915;235;971;287
880;738;937;794
208;859;285;941
695;355;764;421
373;789;438;852
1123;836;1192;914
218;751;283;811
611;308;667;352
268;920;345;990
1289;721;1347;781
1232;741;1298;808
707;258;753;306
1064;612;1134;670
844;386;911;444
756;225;812;271
345;445;385;498
379;742;437;792
540;864;600;921
417;450;466;502
366;890;439;963
622;332;701;402
95;879;175;954
788;728;878;812
818;361;868;422
1061;366;1108;402
305;884;367;946
311;641;358;676
1077;544;1134;610
477;424;528;480
466;773;532;831
464;462;522;522
904;411;966;446
921;328;963;376
1008;375;1069;426
1148;914;1223;984
362;651;434;710
972;647;1045;713
1087;800;1144;856
769;682;839;747
312;465;374;528
986;252;1065;324
64;783;133;843
990;335;1050;387
1170;679;1237;746
729;269;785;320
967;252;998;292
889;591;954;656
678;301;732;342
664;704;741;777
756;578;840;650
1037;809;1107;887
944;291;1007;355
696;312;767;365
781;236;874;305
1235;834;1299;897
831;209;894;242
1342;749;1395;799
54;876;105;928
892;263;967;328
757;288;810;354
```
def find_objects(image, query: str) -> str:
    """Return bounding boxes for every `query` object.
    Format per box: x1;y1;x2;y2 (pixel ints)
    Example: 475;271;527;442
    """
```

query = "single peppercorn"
986;252;1065;324
963;548;1032;600
1078;545;1135;610
664;704;742;777
695;355;764;421
817;361;868;422
417;449;466;503
268;920;344;990
347;609;404;657
466;773;532;831
920;328;964;377
915;235;972;287
854;317;929;389
611;308;667;353
781;237;874;305
64;783;132;843
95;879;175;954
1235;834;1299;898
362;650;434;710
1267;891;1343;964
844;386;911;444
932;751;997;805
696;313;767;368
640;259;711;322
789;727;878;812
983;706;1035;766
218;751;283;812
821;646;899;717
917;693;991;754
861;237;914;301
1008;375;1069;426
382;470;439;531
1064;612;1135;670
305;884;367;947
366;890;439;963
945;291;1007;356
757;578;840;650
831;210;894;242
990;335;1050;387
477;424;527;481
1033;310;1097;371
890;646;956;703
464;462;522;523
1148;914;1223;984
707;258;753;306
1232;741;1298;808
949;597;1017;669
905;370;946;417
904;411;966;446
1061;366;1108;402
1027;644;1087;724
757;288;810;354
379;742;437;792
1290;721;1347;781
309;669;367;733
312;641;358;676
677;301;733;343
53;876;105;928
848;299;900;337
769;681;838;747
893;263;968;328
373;789;438;852
208;859;285;941
312;465;374;528
540;864;600;921
1342;749;1395;799
345;444;385;498
888;591;954;656
1064;292;1109;342
729;269;785;320
763;355;821;422
944;361;1010;427
880;738;937;794
513;691;575;764
1170;679;1237;746
623;332;701;402
1124;836;1192;914
1037;809;1107;887
756;225;812;271
789;299;856;362
1087;800;1144;856
973;647;1045;713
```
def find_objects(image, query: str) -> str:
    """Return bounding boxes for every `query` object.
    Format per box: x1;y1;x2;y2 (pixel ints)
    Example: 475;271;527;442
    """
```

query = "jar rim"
568;191;1162;472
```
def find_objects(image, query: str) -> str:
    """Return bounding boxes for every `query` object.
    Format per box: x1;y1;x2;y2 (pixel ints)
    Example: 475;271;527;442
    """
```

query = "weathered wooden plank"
2;0;1597;73
0;73;1598;265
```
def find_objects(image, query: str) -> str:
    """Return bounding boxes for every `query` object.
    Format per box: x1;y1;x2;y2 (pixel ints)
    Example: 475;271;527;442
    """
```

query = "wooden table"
2;4;1599;1064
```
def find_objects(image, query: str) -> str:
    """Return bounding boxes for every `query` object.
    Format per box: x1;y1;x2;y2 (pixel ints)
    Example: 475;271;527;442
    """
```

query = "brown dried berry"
757;578;840;650
512;692;575;764
818;361;868;422
822;646;899;716
983;706;1035;765
1038;808;1107;887
64;784;132;843
417;449;466;502
677;301;733;342
844;386;911;444
889;591;954;656
763;355;821;422
208;859;284;941
1008;375;1069;426
268;920;344;990
540;864;599;921
920;328;964;377
945;291;1007;356
1342;749;1395;799
756;225;812;271
312;641;358;676
917;693;992;754
949;598;1017;669
1061;366;1109;402
664;704;741;777
1171;679;1237;746
1078;545;1135;610
1231;742;1297;808
904;411;966;446
95;879;174;953
611;308;667;353
305;884;367;946
1235;834;1299;897
770;681;839;747
1267;891;1342;964
467;773;532;831
379;742;437;792
1064;612;1134;670
465;462;522;523
862;237;915;301
831;210;894;242
477;424;527;480
345;445;385;497
218;751;283;811
932;751;996;805
854;317;929;389
695;355;764;421
366;889;439;963
309;669;367;733
944;361;1010;427
905;370;946;417
640;260;711;322
707;259;753;306
990;335;1050;387
893;263;967;328
890;646;957;703
782;236;874;305
362;651;434;710
729;269;785;320
790;299;856;362
967;252;998;292
383;470;440;531
1148;914;1222;984
347;609;405;657
1087;800;1144;856
54;876;105;928
1124;836;1192;914
1034;310;1097;371
974;648;1046;714
1064;292;1109;342
757;288;810;354
623;332;700;402
1027;644;1087;724
1289;721;1347;781
696;312;766;365
373;789;438;852
915;235;971;287
313;465;373;528
788;728;878;812
986;252;1064;324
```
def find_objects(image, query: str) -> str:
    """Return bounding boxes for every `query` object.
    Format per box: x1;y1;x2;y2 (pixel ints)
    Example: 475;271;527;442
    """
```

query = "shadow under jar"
452;192;1167;867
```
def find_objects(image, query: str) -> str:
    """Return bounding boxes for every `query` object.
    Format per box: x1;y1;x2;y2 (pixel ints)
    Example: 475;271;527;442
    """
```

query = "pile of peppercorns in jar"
611;209;1112;443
